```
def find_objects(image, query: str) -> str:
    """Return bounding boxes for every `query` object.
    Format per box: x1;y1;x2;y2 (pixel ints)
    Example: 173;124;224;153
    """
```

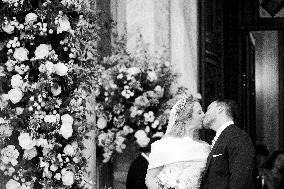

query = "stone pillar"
170;0;199;93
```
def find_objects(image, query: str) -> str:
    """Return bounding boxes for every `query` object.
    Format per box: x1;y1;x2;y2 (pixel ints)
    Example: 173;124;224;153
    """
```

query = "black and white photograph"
1;0;284;189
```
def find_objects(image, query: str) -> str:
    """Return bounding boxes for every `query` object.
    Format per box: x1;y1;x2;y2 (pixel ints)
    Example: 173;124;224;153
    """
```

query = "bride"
145;94;210;189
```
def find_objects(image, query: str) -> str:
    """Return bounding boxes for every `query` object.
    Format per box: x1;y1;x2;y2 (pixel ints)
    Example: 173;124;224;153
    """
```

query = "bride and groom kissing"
145;95;255;189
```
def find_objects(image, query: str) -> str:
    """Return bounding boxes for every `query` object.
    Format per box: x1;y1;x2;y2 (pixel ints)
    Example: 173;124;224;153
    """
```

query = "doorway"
249;31;284;153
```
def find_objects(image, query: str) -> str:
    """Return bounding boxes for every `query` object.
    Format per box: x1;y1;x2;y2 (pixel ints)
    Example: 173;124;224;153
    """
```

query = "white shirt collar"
141;152;149;162
215;121;234;140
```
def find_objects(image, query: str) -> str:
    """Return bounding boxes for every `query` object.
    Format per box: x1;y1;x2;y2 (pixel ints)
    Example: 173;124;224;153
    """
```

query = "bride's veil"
164;94;193;136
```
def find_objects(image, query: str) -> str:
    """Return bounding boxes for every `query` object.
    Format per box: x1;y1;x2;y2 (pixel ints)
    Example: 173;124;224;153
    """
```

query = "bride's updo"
165;94;199;138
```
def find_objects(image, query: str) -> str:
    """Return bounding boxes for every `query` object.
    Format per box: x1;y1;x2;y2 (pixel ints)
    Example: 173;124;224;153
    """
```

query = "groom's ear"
217;106;225;114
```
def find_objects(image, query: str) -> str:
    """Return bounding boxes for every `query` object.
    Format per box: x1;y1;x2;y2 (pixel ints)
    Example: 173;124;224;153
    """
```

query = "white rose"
54;63;68;76
61;114;73;125
154;85;163;92
2;24;14;34
54;173;61;180
16;107;24;115
13;47;29;62
51;85;61;96
34;44;50;59
61;170;74;186
8;88;23;104
63;144;75;156
147;71;158;82
57;17;71;34
25;13;38;24
45;61;54;74
11;74;23;89
134;130;150;147
44;115;57;123
50;164;58;172
18;133;36;150
59;123;73;139
5;179;21;189
97;117;107;129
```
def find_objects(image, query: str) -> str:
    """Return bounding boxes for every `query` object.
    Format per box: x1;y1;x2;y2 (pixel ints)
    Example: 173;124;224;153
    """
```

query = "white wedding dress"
148;136;210;189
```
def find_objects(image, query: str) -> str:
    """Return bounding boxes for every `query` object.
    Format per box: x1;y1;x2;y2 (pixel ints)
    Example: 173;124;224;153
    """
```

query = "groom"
200;99;255;189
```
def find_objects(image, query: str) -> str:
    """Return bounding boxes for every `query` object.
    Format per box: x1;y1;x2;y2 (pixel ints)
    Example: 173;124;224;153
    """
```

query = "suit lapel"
202;125;234;175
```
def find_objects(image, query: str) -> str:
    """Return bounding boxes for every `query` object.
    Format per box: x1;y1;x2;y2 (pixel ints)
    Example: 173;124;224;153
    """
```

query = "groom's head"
203;99;238;130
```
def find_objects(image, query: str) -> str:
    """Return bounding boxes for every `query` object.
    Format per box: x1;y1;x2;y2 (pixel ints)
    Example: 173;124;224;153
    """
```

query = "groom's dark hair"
215;99;239;122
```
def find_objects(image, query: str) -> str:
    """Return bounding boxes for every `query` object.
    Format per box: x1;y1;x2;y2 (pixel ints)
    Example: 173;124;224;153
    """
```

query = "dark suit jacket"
200;124;255;189
126;154;148;189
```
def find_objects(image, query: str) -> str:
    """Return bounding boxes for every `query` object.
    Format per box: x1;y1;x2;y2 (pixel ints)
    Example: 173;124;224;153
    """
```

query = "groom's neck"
212;117;233;132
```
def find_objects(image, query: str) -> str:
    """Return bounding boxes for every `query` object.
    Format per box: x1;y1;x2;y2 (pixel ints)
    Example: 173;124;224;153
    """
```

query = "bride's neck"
184;128;199;139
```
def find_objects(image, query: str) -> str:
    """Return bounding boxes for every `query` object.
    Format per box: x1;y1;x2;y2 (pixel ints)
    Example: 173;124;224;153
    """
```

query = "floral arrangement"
0;0;104;188
95;37;184;163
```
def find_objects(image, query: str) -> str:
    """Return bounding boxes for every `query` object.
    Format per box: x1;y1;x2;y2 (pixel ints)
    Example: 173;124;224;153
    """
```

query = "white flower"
61;169;74;186
54;63;68;76
152;132;164;138
44;115;57;123
13;47;29;62
134;95;150;107
25;13;38;24
57;16;71;34
45;61;54;74
38;64;46;73
2;23;14;34
1;145;19;166
23;147;37;160
59;123;73;139
97;117;107;129
147;71;158;82
151;120;159;128
51;85;61;96
0;122;12;138
5;179;21;189
8;88;23;104
144;111;155;123
61;114;73;124
34;44;50;59
18;133;36;150
154;85;163;92
63;144;75;156
134;130;150;147
50;164;58;172
54;173;61;180
11;74;23;89
126;67;140;75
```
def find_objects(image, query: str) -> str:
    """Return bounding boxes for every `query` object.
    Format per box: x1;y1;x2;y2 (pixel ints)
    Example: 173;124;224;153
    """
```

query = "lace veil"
164;94;198;136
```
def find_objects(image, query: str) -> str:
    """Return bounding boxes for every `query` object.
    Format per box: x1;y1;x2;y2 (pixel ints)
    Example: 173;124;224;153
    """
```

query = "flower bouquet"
0;0;104;188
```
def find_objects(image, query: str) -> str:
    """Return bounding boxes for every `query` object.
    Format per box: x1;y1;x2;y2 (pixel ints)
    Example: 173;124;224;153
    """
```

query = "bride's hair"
165;94;199;138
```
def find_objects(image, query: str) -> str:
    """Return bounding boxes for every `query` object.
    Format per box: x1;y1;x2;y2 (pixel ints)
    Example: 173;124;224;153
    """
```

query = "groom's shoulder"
227;124;251;139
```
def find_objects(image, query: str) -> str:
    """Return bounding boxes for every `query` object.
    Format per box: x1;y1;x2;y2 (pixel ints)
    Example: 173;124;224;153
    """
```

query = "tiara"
174;94;194;115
